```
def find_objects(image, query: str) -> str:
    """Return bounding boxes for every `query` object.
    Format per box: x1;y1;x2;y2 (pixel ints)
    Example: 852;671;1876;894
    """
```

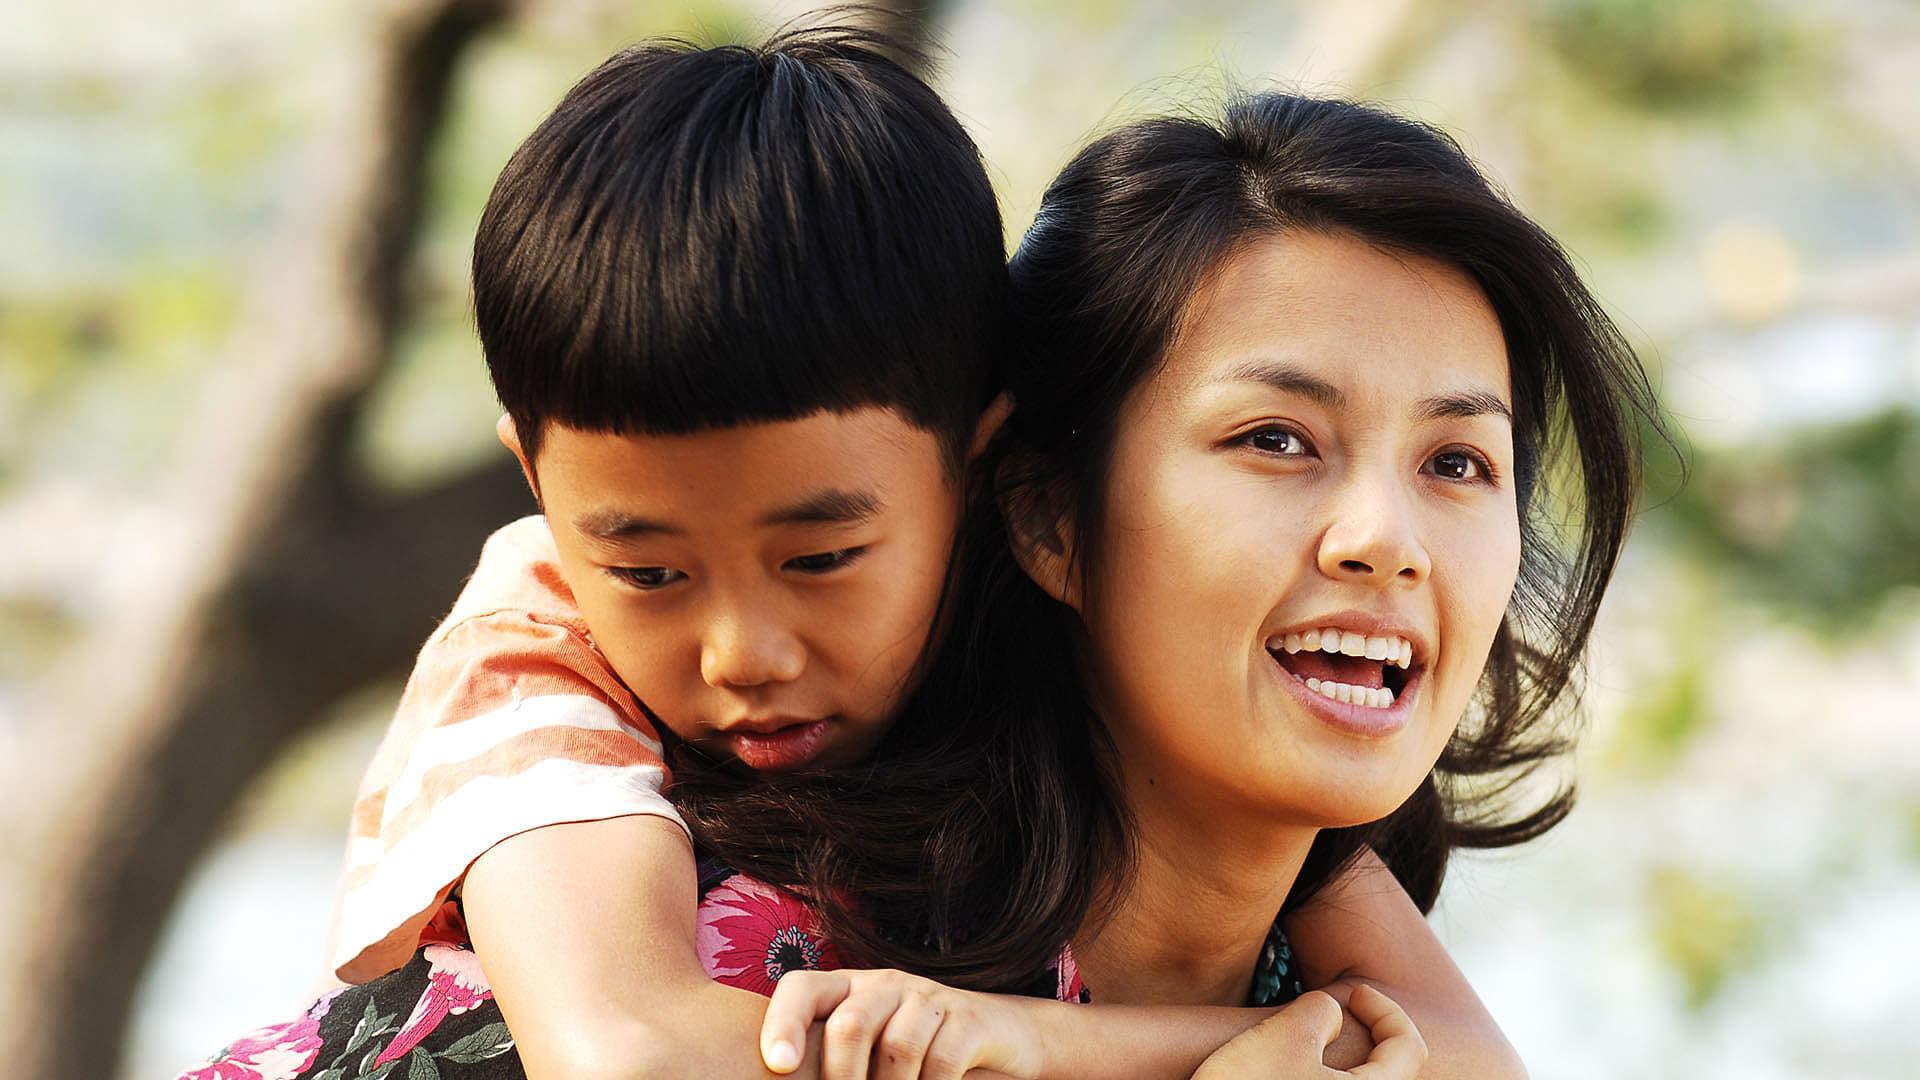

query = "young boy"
322;23;1519;1080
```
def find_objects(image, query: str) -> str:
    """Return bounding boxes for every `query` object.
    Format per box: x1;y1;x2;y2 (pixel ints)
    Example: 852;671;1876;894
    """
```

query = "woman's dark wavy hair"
666;90;1662;989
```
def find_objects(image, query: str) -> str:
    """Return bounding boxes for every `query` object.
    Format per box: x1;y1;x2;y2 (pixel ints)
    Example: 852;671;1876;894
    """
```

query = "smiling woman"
1074;230;1523;834
755;90;1666;1029
728;91;1664;1077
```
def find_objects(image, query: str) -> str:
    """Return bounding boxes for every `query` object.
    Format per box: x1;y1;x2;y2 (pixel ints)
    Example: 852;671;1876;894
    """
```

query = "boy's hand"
761;968;1040;1080
1191;985;1427;1079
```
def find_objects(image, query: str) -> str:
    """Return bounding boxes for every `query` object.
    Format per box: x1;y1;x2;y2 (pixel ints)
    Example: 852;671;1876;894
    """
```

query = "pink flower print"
695;874;843;996
373;943;494;1066
178;989;342;1080
1055;945;1088;1003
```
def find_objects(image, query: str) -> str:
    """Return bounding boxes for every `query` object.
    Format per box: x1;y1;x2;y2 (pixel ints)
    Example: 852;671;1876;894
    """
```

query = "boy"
325;23;1518;1080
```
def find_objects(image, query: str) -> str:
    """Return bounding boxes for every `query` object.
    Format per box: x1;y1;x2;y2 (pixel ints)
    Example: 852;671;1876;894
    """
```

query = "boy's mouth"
725;718;832;772
1266;628;1417;710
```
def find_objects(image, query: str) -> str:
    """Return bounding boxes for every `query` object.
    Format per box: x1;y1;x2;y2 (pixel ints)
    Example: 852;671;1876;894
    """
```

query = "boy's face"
509;407;962;773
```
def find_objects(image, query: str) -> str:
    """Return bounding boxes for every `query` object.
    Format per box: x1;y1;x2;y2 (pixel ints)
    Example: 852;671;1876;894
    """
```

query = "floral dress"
177;855;1303;1080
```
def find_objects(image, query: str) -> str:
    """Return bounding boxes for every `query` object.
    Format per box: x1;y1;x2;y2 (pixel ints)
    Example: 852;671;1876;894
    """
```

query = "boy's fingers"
919;1023;982;1080
822;985;903;1080
870;995;945;1080
1343;986;1427;1080
763;971;854;1073
1292;990;1347;1052
1346;984;1421;1047
1192;991;1344;1078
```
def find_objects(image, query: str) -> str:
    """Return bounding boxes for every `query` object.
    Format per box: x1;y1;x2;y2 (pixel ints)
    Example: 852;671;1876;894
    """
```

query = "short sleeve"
325;609;686;984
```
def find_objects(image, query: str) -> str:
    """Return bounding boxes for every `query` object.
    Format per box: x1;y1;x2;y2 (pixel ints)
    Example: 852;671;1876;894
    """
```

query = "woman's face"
1078;229;1521;828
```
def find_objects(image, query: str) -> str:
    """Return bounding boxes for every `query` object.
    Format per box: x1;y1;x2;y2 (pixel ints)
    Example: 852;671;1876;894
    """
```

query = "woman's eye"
785;547;868;575
1244;427;1312;456
1426;449;1490;482
611;566;686;590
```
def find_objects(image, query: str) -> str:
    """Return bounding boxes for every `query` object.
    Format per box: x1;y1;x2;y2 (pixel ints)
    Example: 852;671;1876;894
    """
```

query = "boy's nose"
700;614;806;689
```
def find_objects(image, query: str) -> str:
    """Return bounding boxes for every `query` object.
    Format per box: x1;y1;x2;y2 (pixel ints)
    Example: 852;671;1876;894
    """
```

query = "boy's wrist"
1002;996;1081;1079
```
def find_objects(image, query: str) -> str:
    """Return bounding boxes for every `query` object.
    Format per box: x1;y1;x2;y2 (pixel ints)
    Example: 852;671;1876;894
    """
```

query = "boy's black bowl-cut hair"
474;21;1005;469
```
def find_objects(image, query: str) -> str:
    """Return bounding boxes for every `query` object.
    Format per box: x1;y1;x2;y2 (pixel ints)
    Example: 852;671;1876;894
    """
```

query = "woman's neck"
1071;759;1317;1007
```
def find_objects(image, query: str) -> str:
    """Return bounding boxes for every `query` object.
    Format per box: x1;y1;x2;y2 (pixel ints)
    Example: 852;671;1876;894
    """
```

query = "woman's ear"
1001;460;1082;611
496;414;541;504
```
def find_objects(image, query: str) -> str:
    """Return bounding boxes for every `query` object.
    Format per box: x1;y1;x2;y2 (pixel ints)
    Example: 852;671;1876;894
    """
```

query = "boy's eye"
610;566;686;590
784;546;868;575
1243;426;1314;456
1425;449;1493;483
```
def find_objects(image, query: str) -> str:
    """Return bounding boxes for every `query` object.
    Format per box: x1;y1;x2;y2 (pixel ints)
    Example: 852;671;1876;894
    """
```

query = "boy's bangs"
530;197;997;439
475;33;1005;457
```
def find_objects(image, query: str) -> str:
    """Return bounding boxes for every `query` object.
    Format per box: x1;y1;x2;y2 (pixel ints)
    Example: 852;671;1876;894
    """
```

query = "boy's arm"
1283;847;1528;1079
762;847;1517;1079
765;972;1411;1079
463;813;833;1080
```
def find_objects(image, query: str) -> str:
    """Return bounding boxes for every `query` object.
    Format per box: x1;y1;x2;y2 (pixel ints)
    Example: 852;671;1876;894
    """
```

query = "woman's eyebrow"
1224;358;1344;408
1222;359;1512;424
758;488;882;527
1415;390;1513;425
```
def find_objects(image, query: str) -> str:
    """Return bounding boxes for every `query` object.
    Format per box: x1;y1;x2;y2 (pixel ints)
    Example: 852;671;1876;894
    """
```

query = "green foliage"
0;291;112;396
1539;0;1811;115
1646;866;1766;1009
171;76;301;181
1605;651;1711;774
1657;408;1920;630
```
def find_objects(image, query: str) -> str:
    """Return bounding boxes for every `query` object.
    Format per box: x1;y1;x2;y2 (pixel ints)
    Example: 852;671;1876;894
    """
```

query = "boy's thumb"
1291;990;1347;1052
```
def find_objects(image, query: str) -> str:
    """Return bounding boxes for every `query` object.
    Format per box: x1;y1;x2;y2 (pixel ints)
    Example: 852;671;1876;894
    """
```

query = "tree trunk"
0;3;512;1076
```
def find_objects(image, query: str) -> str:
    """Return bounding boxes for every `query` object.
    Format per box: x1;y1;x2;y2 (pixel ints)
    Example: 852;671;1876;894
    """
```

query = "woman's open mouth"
1265;627;1423;735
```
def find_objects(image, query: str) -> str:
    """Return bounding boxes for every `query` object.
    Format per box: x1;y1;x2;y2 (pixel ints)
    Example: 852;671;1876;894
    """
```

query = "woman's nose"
1315;478;1432;587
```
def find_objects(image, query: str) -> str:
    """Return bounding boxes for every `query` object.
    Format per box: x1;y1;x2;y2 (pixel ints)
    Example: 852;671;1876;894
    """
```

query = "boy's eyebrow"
574;509;682;541
1224;359;1345;408
758;488;883;528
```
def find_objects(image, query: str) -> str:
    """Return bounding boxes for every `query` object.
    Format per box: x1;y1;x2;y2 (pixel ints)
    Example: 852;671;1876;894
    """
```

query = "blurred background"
2;0;1916;1077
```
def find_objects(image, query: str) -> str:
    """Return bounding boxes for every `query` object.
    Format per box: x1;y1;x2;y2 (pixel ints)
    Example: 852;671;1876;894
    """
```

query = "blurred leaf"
1657;408;1920;629
172;76;299;180
1646;866;1766;1009
1605;652;1710;774
1539;0;1811;115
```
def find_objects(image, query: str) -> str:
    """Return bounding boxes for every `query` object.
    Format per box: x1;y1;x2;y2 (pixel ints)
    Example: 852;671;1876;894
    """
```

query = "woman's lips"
726;719;832;771
1269;651;1420;738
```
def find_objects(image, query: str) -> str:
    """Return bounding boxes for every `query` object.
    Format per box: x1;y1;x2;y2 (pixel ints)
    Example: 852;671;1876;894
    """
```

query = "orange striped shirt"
324;515;685;984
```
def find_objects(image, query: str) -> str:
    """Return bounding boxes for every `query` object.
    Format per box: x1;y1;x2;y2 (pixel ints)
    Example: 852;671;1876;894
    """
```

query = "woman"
755;89;1653;1074
187;91;1654;1079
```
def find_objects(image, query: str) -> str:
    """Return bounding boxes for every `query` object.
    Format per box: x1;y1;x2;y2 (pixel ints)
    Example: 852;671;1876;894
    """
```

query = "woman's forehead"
1161;231;1512;411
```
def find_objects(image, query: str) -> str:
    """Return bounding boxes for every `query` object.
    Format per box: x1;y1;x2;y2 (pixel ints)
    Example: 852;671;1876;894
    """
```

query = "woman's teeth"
1274;628;1414;669
1304;677;1396;709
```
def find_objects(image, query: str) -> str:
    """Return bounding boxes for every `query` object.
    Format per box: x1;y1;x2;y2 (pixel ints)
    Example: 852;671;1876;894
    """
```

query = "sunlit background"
3;1;1917;1077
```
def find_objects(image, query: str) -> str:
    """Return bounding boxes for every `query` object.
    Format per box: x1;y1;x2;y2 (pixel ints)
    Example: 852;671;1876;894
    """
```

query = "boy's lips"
725;718;832;771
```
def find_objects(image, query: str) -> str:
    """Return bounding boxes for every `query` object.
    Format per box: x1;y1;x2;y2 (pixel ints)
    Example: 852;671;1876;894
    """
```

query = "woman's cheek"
1435;523;1522;715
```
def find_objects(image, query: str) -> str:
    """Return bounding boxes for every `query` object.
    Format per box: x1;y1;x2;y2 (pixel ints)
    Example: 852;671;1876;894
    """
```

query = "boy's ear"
496;414;540;503
967;393;1014;463
1001;460;1082;611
